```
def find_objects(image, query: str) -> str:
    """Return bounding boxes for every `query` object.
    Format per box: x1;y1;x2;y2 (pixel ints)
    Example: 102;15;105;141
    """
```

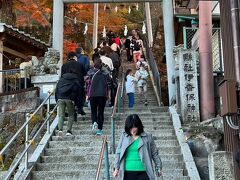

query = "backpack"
133;41;141;51
87;70;109;98
56;73;80;101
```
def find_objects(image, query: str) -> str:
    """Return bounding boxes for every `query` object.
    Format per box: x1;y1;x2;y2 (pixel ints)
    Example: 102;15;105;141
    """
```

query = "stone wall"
184;117;224;179
0;87;40;113
0;88;41;170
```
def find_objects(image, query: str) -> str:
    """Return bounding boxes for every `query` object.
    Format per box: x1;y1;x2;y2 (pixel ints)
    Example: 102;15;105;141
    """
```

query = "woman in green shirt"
113;114;162;180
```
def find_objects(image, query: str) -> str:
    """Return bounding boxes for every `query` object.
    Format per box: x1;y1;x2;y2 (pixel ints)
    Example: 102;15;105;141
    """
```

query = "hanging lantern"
124;25;128;36
103;26;106;38
83;23;88;35
132;4;136;9
105;4;111;13
74;17;76;24
136;3;139;11
142;22;146;34
128;6;131;14
104;3;106;11
115;6;118;12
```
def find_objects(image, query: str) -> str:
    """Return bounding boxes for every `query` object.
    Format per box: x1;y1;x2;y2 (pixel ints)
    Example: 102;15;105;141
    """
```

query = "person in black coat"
61;52;86;115
55;72;81;136
87;58;110;135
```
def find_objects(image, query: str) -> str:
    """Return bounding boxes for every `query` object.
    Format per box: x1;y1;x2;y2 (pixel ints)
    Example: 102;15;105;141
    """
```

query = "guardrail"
111;66;125;154
0;69;28;93
95;136;110;180
144;41;162;106
0;91;58;180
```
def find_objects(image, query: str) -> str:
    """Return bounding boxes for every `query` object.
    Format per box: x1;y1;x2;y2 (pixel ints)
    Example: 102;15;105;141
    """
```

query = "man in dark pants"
55;72;80;136
61;52;86;115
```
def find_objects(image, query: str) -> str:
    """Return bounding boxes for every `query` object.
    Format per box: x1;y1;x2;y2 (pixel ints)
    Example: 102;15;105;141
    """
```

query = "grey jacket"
114;132;162;180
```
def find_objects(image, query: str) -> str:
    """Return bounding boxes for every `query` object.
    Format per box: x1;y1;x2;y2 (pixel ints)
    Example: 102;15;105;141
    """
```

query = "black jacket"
87;69;109;98
61;59;86;85
55;73;81;104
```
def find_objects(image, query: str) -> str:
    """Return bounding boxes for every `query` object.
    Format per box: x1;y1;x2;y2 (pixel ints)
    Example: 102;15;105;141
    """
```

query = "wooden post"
0;40;3;93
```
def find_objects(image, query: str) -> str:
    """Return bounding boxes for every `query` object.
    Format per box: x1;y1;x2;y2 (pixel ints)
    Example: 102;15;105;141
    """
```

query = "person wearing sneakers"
55;62;81;137
113;114;162;180
135;63;149;106
125;69;137;108
87;58;110;135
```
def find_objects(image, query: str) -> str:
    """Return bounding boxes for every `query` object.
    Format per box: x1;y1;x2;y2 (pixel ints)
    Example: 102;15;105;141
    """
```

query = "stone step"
44;146;181;157
82;106;169;112
65;121;173;127
74;116;172;123
61;123;174;130
36;161;186;171
51;134;177;141
77;111;170;118
117;111;170;116
48;139;179;149
62;125;174;131
31;170;188;180
123;96;157;100
72;119;172;126
41;153;183;163
123;103;159;107
53;129;176;137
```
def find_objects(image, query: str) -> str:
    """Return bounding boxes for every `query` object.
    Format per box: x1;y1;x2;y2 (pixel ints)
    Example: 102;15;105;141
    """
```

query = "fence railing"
0;91;58;180
95;136;110;180
0;69;28;93
183;27;224;74
144;41;162;105
110;65;125;154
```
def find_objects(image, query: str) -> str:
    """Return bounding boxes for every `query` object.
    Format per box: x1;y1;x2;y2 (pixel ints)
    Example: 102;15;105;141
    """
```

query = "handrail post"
25;113;29;170
47;91;51;134
117;87;120;113
24;69;27;89
183;27;187;49
104;142;110;180
111;116;115;154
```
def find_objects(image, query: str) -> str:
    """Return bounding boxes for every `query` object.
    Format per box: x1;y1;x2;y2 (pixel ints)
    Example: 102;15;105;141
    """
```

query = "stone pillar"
163;0;176;105
53;0;64;67
145;2;153;47
209;151;235;180
199;2;215;120
93;3;99;49
178;49;200;123
0;40;3;93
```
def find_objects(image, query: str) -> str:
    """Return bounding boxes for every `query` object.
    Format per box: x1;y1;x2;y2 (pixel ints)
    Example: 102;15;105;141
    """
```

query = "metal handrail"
95;136;110;180
110;83;121;154
120;67;125;107
112;83;121;117
111;66;125;154
1;91;57;180
144;39;162;106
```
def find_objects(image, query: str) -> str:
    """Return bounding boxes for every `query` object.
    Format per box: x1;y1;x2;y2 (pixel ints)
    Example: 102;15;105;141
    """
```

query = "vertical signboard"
179;49;200;124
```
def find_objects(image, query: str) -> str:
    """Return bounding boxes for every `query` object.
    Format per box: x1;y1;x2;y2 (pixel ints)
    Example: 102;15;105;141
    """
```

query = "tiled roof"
0;23;49;50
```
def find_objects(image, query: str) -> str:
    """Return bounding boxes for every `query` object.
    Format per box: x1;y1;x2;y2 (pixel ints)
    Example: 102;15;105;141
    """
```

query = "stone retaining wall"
0;88;41;170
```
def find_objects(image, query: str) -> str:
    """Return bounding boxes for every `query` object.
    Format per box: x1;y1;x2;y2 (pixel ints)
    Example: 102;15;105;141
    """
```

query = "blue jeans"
127;93;134;108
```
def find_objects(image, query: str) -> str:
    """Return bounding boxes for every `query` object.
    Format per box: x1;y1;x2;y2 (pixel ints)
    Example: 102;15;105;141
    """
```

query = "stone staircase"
28;60;191;179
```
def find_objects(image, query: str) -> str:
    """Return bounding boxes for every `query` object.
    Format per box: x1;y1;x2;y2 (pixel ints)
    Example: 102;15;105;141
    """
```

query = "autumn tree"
0;0;16;25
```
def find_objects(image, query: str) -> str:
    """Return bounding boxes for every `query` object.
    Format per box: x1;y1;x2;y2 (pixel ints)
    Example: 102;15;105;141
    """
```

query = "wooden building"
0;23;48;93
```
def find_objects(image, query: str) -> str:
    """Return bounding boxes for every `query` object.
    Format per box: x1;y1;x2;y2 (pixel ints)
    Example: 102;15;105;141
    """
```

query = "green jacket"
114;132;162;180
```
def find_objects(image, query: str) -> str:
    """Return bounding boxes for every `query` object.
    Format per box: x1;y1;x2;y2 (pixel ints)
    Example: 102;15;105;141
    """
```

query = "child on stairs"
125;69;137;108
135;63;149;106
